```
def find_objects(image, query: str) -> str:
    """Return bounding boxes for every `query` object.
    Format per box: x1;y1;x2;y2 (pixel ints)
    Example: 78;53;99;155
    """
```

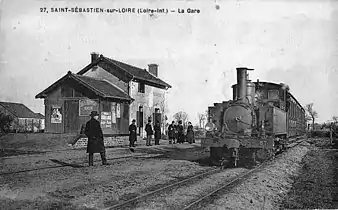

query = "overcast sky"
0;0;337;124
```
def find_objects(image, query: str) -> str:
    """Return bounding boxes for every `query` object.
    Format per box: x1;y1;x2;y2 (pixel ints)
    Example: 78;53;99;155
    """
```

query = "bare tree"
304;103;318;130
173;111;189;128
197;110;208;129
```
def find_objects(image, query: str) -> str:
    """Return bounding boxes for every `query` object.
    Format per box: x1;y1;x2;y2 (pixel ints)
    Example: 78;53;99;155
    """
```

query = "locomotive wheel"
255;149;270;162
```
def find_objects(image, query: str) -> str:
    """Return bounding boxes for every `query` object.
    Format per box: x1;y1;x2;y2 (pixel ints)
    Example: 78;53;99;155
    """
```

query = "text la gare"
178;8;200;13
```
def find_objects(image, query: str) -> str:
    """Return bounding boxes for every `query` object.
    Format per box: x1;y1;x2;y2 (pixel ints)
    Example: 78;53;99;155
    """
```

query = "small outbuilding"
35;71;133;134
0;101;45;132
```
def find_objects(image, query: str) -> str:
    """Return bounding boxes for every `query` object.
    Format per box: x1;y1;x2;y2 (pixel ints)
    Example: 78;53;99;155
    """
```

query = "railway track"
103;137;308;210
0;153;162;176
183;137;308;210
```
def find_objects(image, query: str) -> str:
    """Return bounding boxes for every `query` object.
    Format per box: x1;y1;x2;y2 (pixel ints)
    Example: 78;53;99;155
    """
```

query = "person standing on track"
168;121;175;144
154;120;161;145
129;119;137;147
145;119;154;146
84;111;109;166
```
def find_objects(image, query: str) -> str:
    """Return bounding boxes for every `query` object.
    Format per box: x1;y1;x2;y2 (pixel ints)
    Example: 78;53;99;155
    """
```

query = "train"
201;67;306;166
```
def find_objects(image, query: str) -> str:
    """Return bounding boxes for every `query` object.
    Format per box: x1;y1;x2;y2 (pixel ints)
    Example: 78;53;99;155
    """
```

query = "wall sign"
111;102;116;123
101;112;111;128
79;99;98;116
116;103;120;118
51;106;62;124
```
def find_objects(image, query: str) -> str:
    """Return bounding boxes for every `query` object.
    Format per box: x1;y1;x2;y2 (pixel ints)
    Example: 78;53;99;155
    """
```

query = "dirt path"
0;143;210;210
282;146;338;209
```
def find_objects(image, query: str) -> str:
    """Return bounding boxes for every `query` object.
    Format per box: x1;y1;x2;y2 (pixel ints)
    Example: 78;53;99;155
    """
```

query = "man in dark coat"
84;111;109;166
168;121;175;144
177;120;184;144
174;121;179;144
154;120;161;145
129;119;137;147
145;119;153;146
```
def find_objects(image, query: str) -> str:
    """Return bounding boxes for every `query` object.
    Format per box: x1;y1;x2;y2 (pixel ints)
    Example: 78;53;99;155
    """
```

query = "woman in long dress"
186;122;195;144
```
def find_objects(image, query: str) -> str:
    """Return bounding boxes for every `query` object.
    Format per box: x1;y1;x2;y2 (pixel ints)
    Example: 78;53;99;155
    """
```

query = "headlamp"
205;122;215;131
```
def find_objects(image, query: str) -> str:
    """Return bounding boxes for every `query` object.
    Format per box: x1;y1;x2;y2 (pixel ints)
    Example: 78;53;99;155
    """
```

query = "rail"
183;137;307;209
103;137;308;210
0;153;161;176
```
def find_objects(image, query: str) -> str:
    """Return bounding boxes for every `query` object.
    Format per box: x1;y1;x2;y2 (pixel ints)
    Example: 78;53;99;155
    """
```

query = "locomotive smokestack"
236;67;247;100
236;67;254;101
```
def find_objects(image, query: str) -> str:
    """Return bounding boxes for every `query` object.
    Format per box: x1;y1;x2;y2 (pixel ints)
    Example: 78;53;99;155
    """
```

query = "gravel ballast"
201;144;310;209
201;138;338;210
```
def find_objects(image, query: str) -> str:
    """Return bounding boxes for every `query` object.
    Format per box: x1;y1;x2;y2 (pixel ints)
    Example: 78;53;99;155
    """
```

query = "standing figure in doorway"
145;119;154;146
84;111;109;166
168;121;175;144
129;119;137;147
186;122;195;144
154;120;161;145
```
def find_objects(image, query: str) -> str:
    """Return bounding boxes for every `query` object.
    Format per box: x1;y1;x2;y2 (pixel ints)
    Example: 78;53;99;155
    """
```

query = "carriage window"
268;90;279;100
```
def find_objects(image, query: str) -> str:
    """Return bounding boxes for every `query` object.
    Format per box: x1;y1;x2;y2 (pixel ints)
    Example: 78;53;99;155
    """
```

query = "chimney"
91;52;100;63
148;64;158;77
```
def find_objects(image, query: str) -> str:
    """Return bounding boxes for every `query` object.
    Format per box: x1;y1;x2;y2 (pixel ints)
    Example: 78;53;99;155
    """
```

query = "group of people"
128;118;162;147
83;110;195;166
129;119;196;146
168;120;195;144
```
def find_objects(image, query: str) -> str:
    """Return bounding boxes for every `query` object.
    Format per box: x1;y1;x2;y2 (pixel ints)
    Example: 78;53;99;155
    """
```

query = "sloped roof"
103;56;172;88
35;71;134;102
0;102;38;118
75;74;133;101
77;55;172;89
34;113;44;119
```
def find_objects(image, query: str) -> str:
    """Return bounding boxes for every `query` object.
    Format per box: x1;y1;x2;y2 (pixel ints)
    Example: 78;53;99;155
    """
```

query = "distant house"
0;101;45;132
35;53;171;137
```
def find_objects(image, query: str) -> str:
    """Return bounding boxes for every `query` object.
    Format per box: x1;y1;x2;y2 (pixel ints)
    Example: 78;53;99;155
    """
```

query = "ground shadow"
0;148;46;157
49;159;85;168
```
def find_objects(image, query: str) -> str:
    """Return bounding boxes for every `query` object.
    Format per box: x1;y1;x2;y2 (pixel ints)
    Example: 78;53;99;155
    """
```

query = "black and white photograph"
0;0;337;209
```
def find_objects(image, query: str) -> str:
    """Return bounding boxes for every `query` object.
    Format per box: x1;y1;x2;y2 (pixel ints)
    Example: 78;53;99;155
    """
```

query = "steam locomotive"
202;67;306;166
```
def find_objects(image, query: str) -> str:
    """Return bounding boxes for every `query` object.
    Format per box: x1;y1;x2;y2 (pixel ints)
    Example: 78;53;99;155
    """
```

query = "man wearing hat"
168;121;175;144
145;119;154;146
84;111;109;166
177;120;184;144
129;119;137;147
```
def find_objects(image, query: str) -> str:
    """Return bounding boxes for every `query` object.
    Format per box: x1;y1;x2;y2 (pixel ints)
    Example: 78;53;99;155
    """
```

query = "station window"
138;82;145;93
268;90;279;100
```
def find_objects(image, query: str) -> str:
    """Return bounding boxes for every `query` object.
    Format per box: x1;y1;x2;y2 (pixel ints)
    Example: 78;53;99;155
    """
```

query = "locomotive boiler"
202;67;306;166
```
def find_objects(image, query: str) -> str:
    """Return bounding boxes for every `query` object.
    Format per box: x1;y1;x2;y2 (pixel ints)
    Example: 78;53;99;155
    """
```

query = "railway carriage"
201;67;306;166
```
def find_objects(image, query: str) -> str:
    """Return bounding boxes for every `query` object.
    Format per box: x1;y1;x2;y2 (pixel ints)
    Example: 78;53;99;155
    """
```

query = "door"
137;106;144;136
64;100;79;133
